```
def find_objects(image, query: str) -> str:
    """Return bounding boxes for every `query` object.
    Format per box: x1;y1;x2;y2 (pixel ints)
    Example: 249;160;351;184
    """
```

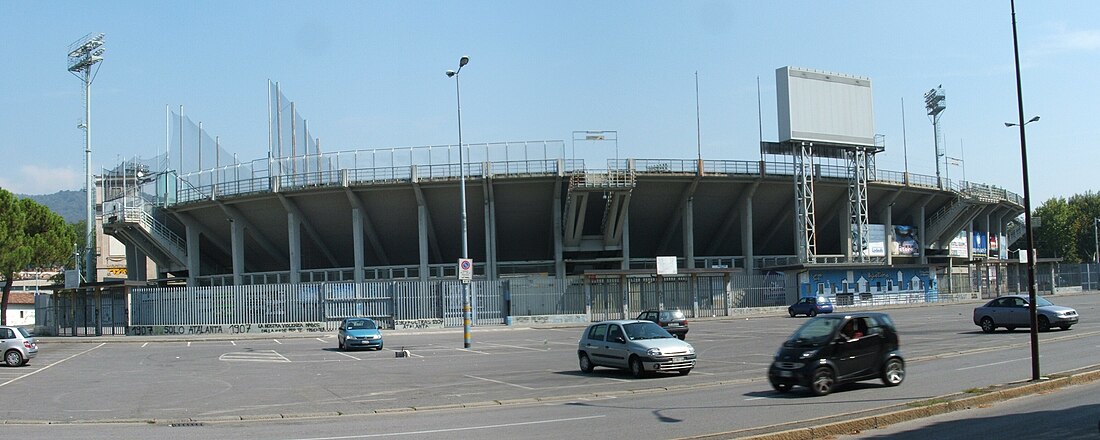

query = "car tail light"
682;319;688;325
23;341;33;349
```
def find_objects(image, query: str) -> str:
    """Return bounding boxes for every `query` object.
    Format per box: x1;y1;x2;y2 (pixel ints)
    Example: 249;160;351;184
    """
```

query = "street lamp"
446;55;473;349
1008;0;1042;382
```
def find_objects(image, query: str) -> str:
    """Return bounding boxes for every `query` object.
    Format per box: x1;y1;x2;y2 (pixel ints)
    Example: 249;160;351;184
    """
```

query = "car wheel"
678;368;691;376
376;342;384;351
980;317;996;333
1038;316;1051;332
4;350;23;367
808;309;817;317
579;353;594;373
788;309;796;317
676;334;685;341
338;340;345;351
771;381;792;393
629;356;647;378
881;358;905;386
811;367;835;396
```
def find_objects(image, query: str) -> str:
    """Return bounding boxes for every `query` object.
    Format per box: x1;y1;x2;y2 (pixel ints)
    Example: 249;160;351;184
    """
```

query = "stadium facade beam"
344;189;389;266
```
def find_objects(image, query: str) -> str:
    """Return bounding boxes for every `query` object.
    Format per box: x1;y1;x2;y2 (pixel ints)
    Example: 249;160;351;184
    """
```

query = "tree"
0;188;77;325
1067;192;1100;263
1033;198;1079;263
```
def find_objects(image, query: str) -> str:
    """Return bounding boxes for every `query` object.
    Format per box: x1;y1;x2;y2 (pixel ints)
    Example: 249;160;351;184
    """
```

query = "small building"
4;292;36;327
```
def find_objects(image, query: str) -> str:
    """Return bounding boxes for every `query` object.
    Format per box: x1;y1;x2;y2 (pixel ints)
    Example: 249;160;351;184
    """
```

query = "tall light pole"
1093;217;1098;267
446;55;472;348
68;33;105;284
1007;0;1042;382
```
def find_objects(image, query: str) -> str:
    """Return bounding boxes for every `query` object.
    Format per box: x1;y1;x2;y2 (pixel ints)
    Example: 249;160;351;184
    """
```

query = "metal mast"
924;86;946;189
68;33;105;283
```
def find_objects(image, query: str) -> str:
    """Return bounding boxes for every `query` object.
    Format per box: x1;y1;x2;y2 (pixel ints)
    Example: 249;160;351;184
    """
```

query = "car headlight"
345;335;355;340
800;350;818;359
647;348;662;356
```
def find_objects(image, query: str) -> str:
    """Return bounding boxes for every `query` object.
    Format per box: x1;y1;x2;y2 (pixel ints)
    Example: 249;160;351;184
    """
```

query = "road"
836;378;1100;439
1;293;1097;439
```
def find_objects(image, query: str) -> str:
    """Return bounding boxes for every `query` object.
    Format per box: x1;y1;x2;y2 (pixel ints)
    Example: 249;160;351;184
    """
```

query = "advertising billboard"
999;234;1009;260
988;235;999;260
891;225;920;256
949;231;969;257
972;231;988;257
776;67;876;147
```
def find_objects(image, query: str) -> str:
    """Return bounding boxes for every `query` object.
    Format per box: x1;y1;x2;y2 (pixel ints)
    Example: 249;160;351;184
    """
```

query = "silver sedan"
973;294;1079;333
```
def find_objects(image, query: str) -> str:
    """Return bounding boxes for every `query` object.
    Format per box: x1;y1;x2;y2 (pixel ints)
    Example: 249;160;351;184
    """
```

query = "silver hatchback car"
578;320;696;378
1;326;37;367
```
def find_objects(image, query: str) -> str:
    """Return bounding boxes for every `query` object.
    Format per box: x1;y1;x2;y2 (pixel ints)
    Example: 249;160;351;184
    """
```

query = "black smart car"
768;312;905;396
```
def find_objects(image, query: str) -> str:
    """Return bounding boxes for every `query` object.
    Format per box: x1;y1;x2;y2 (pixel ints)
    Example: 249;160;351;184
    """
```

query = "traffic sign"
458;258;473;281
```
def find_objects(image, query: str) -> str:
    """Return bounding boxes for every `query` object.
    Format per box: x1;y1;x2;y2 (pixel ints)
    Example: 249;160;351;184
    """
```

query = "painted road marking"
285;415;608;439
465;374;535;390
219;350;291;363
335;351;360;360
480;342;547;351
0;343;105;388
957;357;1032;371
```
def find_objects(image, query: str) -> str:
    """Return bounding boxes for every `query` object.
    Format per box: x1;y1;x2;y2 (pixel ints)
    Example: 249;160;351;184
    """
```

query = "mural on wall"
892;225;920;256
799;267;939;304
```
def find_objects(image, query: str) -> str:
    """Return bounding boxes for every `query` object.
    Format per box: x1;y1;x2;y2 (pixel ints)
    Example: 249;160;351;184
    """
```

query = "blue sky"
1;1;1097;203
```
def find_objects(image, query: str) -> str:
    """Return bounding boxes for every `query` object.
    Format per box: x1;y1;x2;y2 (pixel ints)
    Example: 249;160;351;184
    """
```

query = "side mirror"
614;336;626;344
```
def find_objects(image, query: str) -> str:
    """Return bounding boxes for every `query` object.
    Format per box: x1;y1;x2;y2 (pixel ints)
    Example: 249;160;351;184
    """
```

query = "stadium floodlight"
446;55;473;348
68;32;105;284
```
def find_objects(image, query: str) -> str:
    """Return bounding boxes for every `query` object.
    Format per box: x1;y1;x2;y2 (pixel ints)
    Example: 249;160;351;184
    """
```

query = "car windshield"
786;317;841;347
346;320;377;330
1033;296;1054;307
624;322;674;340
816;296;831;304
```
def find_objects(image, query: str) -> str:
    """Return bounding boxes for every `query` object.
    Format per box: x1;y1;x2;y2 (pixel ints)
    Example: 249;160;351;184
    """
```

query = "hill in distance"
20;190;86;223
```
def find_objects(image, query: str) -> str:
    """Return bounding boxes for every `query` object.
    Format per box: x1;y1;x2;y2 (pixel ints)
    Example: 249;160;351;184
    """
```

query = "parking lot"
2;294;1099;424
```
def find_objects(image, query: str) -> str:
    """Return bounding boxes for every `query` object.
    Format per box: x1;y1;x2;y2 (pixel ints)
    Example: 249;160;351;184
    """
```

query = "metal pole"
695;71;702;163
83;67;95;283
449;56;472;349
1010;0;1041;381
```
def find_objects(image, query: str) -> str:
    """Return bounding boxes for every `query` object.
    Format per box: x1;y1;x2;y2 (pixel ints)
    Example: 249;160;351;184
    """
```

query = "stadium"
44;67;1027;335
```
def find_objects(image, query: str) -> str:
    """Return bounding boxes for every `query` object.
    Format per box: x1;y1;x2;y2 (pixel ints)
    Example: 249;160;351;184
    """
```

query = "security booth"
36;280;137;336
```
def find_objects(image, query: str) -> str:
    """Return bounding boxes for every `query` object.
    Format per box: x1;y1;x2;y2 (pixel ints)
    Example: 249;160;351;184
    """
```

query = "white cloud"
0;165;83;195
1034;26;1100;54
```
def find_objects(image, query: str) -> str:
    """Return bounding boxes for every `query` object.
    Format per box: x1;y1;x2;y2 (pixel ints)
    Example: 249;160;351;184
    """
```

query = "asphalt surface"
1;293;1098;439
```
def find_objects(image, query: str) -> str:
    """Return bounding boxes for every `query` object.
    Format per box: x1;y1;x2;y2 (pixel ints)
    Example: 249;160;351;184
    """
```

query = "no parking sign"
458;258;473;281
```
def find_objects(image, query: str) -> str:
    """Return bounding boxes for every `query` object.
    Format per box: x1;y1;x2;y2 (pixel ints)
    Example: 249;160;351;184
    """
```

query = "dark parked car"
636;309;689;339
973;294;1078;333
337;318;384;351
578;320;696;378
768;312;905;396
788;296;834;317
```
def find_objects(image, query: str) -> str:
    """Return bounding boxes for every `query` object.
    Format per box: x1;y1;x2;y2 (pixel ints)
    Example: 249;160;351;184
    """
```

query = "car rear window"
16;327;31;338
587;324;608;341
662;310;686;320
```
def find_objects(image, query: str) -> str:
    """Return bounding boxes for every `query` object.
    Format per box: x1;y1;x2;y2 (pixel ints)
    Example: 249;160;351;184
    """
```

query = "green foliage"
0;187;77;325
1034;198;1079;262
1067;192;1100;263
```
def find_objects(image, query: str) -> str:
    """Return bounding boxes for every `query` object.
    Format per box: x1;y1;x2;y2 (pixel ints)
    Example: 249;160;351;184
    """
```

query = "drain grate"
169;422;204;428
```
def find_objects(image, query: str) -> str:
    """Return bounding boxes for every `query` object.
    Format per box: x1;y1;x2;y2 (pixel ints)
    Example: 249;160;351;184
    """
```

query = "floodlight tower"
924;86;946;189
68;32;105;283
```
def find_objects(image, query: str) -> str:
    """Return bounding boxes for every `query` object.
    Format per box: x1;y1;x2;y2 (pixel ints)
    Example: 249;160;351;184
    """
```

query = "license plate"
672;357;683;362
780;370;793;378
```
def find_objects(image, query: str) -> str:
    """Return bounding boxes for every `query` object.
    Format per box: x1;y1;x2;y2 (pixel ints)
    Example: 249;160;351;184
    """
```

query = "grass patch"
964;387;992;394
907;397;951;407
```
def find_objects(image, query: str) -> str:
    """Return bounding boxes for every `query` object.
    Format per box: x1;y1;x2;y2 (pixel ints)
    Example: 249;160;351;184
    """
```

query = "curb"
682;363;1100;440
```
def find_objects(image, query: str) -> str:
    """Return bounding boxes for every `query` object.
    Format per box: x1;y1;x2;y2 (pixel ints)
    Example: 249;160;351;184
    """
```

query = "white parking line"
285;415;606;439
0;343;105;388
315;338;327;343
141;342;149;348
274;339;283;344
335;351;360;360
956;357;1032;371
480;342;547;351
466;375;535;390
457;348;489;355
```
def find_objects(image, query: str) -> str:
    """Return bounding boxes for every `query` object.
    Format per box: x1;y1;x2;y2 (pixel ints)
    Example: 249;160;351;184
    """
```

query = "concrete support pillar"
126;246;148;281
621;212;631;270
484;178;497;280
186;224;201;286
740;196;755;273
288;211;301;284
417;202;429;281
842;197;853;260
918;204;928;265
352;208;365;283
684;198;695;269
553;184;564;278
884;205;894;266
231;219;245;285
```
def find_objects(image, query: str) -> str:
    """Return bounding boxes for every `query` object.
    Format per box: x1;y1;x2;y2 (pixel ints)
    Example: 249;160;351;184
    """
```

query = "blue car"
338;318;384;351
788;296;834;317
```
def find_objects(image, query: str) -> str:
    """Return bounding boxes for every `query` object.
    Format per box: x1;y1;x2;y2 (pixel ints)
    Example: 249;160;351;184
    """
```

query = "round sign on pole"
458;258;473;281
